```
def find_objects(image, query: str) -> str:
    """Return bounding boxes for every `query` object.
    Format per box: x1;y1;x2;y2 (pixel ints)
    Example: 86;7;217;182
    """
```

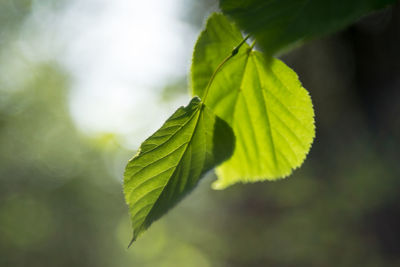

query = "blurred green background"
1;0;399;266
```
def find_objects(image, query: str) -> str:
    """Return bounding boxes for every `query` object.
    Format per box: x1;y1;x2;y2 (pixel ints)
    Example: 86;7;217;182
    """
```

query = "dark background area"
0;1;399;266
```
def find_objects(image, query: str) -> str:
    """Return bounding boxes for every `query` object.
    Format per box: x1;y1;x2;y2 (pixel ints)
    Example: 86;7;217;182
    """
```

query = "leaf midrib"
251;53;279;171
128;107;200;175
141;104;205;226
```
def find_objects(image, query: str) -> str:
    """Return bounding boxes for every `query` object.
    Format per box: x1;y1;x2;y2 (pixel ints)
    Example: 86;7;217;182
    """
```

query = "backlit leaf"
123;97;235;243
192;13;315;189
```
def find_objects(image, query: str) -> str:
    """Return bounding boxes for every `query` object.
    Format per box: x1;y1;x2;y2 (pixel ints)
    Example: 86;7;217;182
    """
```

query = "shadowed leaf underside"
123;97;234;243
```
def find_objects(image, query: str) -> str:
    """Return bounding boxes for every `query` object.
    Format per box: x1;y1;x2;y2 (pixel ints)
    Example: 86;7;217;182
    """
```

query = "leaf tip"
127;235;136;249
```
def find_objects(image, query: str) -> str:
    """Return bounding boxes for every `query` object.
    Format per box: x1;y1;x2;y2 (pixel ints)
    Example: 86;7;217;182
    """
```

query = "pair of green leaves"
124;0;396;245
123;13;315;243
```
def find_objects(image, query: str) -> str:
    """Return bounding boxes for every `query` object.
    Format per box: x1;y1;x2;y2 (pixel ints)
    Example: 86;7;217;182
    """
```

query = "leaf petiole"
202;34;251;102
250;40;256;50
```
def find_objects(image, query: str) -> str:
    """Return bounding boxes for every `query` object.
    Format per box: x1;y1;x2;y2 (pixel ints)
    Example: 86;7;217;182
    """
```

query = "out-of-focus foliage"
220;0;397;55
0;0;31;45
192;13;315;189
124;97;234;243
0;60;125;266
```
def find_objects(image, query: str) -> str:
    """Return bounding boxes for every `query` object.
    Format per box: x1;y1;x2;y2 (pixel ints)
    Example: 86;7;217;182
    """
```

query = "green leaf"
220;0;396;55
191;13;247;101
192;13;315;189
123;97;235;243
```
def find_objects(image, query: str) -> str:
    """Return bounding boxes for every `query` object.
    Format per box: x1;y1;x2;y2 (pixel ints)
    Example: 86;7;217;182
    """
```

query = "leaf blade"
123;97;235;242
192;14;315;189
214;52;315;189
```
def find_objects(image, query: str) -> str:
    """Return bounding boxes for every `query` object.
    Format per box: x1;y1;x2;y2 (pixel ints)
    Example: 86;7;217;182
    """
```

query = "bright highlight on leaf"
123;97;234;244
192;13;315;189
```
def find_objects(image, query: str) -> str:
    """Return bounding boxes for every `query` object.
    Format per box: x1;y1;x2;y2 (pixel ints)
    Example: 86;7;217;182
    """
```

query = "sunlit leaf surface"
124;97;234;242
192;14;315;189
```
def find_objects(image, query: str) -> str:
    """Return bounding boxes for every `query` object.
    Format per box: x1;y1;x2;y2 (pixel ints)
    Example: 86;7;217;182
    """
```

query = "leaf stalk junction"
202;34;252;102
